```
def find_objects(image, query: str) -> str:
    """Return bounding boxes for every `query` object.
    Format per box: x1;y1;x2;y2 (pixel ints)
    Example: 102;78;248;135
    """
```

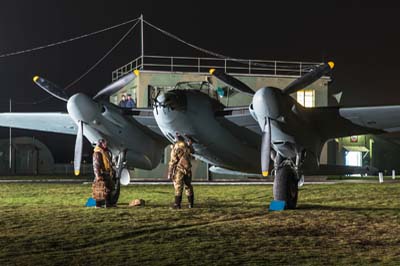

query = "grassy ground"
0;175;92;180
326;175;400;181
0;183;399;266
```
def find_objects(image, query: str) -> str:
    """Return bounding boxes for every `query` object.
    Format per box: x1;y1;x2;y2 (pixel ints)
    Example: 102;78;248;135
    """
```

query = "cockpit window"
163;90;187;111
174;81;218;100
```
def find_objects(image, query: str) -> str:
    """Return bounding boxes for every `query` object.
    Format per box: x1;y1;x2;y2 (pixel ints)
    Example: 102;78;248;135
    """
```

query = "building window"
296;90;315;107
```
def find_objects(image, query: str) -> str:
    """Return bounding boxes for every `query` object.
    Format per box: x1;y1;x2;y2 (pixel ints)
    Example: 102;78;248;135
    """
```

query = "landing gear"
273;165;298;209
109;150;127;205
273;154;300;209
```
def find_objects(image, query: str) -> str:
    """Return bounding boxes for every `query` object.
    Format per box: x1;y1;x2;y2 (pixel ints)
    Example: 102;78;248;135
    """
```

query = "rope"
64;18;140;90
0;17;139;59
143;19;283;69
10;18;141;105
143;20;232;60
5;16;315;106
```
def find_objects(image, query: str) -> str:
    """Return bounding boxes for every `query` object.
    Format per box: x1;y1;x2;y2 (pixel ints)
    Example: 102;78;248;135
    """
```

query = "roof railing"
112;55;326;82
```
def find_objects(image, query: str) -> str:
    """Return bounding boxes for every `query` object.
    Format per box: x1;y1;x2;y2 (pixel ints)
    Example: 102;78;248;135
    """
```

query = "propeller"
209;69;255;96
261;117;271;176
74;121;83;176
33;76;69;102
33;70;139;175
93;70;139;100
152;89;162;115
209;62;334;97
209;62;334;176
282;62;334;95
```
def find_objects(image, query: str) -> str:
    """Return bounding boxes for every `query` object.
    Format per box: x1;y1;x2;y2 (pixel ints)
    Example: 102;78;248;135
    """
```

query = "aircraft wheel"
273;165;298;209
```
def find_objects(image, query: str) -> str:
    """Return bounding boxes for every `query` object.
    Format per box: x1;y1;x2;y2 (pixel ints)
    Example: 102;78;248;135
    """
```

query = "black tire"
273;165;298;209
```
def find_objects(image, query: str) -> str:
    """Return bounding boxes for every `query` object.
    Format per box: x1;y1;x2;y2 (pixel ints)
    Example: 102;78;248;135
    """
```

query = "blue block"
269;200;286;211
85;197;96;207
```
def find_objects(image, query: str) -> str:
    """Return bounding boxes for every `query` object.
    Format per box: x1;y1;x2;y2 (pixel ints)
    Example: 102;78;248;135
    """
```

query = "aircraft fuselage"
154;89;325;174
154;90;261;173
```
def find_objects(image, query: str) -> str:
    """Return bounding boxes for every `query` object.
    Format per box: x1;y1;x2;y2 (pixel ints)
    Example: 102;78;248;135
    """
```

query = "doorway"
345;151;362;167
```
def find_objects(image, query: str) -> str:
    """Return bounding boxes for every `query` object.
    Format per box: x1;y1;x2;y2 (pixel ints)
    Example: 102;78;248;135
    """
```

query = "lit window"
297;90;315;107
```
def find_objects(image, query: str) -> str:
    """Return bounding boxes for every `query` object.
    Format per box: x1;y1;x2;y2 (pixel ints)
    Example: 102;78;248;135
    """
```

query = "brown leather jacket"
168;140;193;176
93;145;113;178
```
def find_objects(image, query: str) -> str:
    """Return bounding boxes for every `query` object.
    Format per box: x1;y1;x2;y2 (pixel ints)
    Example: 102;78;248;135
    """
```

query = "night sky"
1;1;400;162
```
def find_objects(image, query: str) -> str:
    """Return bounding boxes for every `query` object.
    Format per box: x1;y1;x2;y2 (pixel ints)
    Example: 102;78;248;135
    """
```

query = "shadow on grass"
15;211;268;257
297;204;399;212
111;203;264;209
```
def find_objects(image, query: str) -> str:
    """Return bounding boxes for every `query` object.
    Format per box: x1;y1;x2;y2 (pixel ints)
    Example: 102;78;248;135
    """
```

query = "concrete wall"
114;71;329;108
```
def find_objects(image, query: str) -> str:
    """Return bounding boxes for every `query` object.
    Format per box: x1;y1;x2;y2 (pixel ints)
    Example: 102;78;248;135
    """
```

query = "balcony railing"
112;55;325;81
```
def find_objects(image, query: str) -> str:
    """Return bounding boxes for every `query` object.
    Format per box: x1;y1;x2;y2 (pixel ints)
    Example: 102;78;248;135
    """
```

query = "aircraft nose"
67;93;99;123
155;90;187;111
252;87;281;121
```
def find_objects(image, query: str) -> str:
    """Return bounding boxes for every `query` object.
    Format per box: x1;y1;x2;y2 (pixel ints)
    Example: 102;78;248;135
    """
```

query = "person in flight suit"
168;135;194;209
92;139;115;208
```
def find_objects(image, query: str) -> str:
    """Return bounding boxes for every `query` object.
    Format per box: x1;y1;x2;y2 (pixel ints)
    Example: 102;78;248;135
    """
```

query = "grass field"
0;183;400;266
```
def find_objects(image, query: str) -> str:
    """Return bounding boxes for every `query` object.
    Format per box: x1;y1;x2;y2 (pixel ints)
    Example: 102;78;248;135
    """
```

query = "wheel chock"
85;197;96;207
269;200;286;211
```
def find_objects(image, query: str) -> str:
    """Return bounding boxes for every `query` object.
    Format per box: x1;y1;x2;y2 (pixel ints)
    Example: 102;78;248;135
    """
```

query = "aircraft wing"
214;104;400;144
0;109;165;137
305;106;400;140
126;108;164;137
215;106;261;134
304;164;378;176
0;113;77;135
339;106;400;132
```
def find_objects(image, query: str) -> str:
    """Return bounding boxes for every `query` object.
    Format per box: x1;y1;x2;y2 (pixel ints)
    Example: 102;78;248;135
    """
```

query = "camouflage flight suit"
93;145;115;207
168;139;194;208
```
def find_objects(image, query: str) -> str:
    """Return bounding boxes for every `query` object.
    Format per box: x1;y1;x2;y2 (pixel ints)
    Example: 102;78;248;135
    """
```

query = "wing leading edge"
215;106;260;134
304;106;390;140
339;105;400;133
0;113;77;135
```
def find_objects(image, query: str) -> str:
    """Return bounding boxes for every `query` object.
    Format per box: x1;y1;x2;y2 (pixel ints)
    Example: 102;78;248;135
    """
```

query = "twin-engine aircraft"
1;62;400;208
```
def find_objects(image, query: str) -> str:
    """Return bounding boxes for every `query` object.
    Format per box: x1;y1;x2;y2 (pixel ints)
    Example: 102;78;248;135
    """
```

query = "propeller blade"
93;70;139;100
209;69;254;96
282;61;334;95
261;118;271;176
74;121;83;176
33;76;69;102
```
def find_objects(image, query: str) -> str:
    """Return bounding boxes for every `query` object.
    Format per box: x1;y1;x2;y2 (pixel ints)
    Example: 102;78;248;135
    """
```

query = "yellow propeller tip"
328;61;335;69
209;68;216;75
133;69;140;76
74;170;80;176
262;171;269;177
33;76;39;82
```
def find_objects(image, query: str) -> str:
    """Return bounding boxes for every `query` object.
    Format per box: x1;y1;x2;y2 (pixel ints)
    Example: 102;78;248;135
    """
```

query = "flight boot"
172;195;182;209
188;195;194;208
96;200;106;208
105;194;117;208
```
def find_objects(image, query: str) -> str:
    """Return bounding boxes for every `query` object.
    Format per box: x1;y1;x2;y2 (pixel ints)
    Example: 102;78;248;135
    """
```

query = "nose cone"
156;90;187;111
153;93;179;125
67;93;99;123
252;87;281;122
